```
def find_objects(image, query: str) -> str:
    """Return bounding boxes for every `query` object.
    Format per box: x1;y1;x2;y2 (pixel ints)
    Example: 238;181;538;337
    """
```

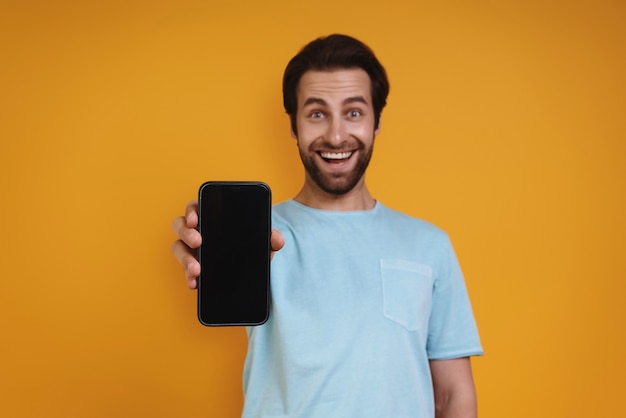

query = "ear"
374;115;382;135
288;114;298;139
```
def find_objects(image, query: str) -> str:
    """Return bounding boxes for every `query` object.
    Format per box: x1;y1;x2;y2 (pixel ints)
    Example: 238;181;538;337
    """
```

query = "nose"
325;118;346;145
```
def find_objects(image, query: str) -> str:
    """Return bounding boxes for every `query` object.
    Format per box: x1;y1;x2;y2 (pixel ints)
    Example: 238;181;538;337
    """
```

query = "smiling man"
292;68;377;207
172;34;483;418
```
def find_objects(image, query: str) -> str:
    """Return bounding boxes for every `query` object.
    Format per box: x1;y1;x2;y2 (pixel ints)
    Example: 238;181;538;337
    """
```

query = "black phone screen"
197;181;271;326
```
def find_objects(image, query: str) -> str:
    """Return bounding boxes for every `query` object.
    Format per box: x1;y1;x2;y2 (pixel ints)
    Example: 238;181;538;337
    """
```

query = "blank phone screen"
197;182;271;326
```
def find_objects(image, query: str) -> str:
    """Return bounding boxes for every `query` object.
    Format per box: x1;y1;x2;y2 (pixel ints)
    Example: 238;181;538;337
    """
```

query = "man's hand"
171;200;285;289
171;200;202;289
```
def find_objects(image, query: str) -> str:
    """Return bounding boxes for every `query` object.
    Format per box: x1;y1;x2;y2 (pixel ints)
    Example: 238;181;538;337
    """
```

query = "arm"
429;357;478;418
171;200;285;289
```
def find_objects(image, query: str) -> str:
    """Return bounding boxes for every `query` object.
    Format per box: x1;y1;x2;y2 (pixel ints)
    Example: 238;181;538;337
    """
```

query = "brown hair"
282;34;390;136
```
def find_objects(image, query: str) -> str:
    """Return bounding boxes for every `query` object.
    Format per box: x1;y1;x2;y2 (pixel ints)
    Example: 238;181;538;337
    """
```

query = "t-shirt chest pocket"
380;259;434;331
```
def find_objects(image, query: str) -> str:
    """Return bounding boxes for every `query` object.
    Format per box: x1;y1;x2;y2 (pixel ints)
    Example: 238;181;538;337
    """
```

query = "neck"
293;179;376;211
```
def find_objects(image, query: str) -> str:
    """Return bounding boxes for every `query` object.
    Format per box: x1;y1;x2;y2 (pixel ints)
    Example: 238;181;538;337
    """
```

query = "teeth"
320;151;352;160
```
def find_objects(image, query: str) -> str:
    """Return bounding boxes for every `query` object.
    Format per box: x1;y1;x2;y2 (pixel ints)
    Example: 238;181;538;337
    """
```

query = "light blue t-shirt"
242;200;482;418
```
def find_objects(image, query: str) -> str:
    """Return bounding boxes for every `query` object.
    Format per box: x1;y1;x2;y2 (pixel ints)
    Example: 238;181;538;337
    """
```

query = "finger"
172;215;185;236
170;239;198;272
270;229;285;260
172;215;202;248
171;240;200;289
185;200;199;228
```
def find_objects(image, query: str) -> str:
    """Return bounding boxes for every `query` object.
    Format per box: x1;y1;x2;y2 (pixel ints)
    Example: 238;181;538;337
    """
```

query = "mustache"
308;140;366;152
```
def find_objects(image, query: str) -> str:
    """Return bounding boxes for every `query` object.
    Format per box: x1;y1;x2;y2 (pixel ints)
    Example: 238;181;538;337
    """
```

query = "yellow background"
1;0;625;416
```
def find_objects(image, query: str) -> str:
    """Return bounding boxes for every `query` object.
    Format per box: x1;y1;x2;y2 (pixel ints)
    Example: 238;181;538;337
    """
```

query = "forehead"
297;68;372;105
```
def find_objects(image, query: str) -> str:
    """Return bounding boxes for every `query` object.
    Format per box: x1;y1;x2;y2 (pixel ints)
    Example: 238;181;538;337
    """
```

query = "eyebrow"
302;96;369;107
303;97;327;107
343;96;368;106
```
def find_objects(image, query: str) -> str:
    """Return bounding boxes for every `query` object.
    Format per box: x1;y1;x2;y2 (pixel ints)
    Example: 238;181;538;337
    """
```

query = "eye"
310;111;324;119
347;109;362;118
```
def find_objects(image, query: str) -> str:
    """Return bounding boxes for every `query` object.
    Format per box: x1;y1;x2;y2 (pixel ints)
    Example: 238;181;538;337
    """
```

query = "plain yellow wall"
1;0;625;416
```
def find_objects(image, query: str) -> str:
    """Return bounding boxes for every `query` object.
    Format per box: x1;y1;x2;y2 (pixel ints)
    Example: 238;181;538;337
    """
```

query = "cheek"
295;123;322;143
349;115;377;137
352;125;376;143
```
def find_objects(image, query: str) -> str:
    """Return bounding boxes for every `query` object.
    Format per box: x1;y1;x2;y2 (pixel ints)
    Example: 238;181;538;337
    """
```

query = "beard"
298;139;374;196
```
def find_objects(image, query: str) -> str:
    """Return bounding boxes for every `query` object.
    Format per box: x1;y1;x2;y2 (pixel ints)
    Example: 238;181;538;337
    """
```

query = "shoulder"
271;200;297;224
375;203;458;262
377;203;448;238
272;200;292;215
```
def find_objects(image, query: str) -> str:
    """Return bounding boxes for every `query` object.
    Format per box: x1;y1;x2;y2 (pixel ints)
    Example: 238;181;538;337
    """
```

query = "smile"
320;151;353;161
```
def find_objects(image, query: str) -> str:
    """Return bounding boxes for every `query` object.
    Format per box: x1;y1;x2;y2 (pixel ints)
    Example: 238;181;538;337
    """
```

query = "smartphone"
197;181;272;326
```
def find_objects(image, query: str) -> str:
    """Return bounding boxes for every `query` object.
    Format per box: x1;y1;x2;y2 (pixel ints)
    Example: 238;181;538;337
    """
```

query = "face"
293;68;380;196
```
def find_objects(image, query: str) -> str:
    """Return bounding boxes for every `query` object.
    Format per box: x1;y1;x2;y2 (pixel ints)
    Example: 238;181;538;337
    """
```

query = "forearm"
434;388;477;418
430;357;478;418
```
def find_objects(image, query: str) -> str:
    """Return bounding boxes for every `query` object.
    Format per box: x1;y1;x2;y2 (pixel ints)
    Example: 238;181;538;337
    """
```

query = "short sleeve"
426;234;483;360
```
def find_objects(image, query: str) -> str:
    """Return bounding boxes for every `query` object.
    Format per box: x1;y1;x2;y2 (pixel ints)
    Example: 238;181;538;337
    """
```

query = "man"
172;34;482;417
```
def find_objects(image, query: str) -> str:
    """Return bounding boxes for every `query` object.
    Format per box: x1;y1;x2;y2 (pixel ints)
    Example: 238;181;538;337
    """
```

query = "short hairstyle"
282;34;390;136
